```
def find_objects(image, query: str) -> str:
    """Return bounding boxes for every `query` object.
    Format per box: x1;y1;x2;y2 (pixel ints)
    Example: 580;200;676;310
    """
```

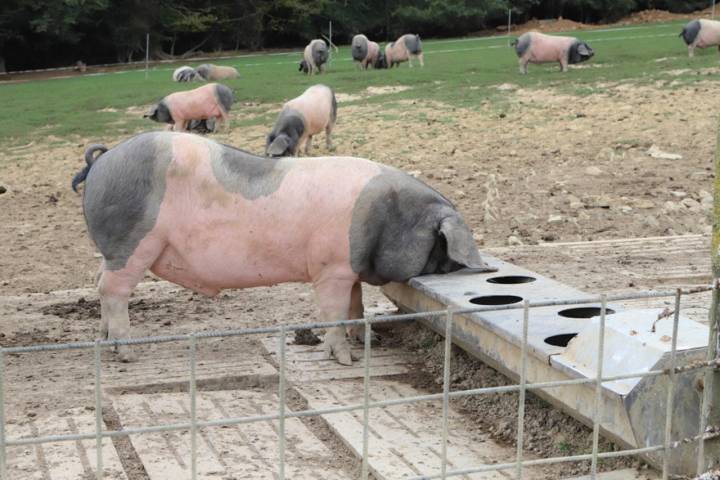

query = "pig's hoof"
323;339;354;366
117;348;138;363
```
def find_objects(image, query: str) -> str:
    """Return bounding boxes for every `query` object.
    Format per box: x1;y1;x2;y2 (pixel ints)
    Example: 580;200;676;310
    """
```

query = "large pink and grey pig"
302;39;329;75
514;32;594;74
144;83;233;131
351;34;381;70
680;19;720;57
71;131;495;365
195;64;240;81
266;84;336;157
385;34;424;68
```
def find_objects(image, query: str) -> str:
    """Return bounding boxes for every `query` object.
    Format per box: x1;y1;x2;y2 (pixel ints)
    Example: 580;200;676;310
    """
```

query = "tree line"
0;0;710;72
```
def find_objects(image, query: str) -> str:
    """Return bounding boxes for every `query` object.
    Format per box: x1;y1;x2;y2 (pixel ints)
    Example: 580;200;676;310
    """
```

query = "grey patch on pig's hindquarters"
681;19;701;45
568;41;594;64
71;144;108;193
83;132;172;271
514;33;531;57
349;167;495;285
211;143;290;199
266;109;305;157
214;84;234;116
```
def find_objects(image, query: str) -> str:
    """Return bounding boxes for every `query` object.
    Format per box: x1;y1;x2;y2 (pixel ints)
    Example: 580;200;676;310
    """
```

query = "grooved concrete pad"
112;390;351;479
6;408;127;479
261;335;419;382
295;380;545;479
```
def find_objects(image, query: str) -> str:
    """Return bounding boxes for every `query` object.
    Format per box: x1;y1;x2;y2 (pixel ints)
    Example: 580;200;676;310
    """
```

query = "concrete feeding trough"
381;254;711;475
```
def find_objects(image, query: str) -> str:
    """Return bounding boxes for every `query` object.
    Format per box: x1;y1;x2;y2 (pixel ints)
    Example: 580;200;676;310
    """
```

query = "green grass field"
0;20;715;146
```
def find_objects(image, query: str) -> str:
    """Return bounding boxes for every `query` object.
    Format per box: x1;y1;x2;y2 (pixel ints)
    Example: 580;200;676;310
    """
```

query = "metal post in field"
713;0;717;20
698;116;720;474
507;9;512;47
145;33;150;80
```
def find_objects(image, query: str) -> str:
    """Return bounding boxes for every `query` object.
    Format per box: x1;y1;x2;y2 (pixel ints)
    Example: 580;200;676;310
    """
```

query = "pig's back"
528;33;575;62
285;85;334;133
697;19;720;46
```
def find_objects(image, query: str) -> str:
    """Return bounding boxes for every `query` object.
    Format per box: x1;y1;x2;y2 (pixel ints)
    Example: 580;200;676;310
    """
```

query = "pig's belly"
150;239;311;296
529;50;562;63
697;30;720;47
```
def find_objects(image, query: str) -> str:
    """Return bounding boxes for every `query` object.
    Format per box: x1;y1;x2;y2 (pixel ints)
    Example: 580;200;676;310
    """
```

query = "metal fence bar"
4;286;715;355
440;311;453;479
0;347;6;480
590;295;608;477
361;315;373;480
515;301;529;479
662;289;681;479
278;326;286;480
94;341;103;480
189;334;198;480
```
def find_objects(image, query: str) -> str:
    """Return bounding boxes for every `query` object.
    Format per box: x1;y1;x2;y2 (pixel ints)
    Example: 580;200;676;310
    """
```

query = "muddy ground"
1;77;718;478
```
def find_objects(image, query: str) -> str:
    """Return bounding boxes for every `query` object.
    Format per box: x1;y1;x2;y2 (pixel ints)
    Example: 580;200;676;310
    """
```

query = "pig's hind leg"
313;276;357;366
346;282;380;346
97;236;166;362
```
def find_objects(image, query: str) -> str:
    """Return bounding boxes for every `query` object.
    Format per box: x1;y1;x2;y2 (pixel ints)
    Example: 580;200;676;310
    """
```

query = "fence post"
145;33;150;80
698;116;720;473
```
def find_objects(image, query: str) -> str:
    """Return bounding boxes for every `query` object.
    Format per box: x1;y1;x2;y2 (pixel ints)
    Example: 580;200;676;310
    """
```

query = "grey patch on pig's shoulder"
568;40;593;64
266;108;305;156
214;84;234;112
83;132;171;271
515;33;531;57
681;19;701;45
403;34;422;54
312;41;329;66
196;64;212;80
352;35;368;61
349;167;492;285
212;144;290;199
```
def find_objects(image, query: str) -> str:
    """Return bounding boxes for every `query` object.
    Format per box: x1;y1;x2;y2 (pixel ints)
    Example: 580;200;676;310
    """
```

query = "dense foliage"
0;0;711;71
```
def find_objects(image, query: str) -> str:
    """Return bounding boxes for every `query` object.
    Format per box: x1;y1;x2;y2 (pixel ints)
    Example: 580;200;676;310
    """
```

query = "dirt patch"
364;85;412;96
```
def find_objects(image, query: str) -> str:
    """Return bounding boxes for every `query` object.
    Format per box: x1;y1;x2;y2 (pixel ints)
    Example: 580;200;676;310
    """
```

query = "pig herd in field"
71;20;719;366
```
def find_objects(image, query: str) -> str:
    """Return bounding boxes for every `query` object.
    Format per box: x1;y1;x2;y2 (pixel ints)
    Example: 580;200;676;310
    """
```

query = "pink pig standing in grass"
71;132;495;365
144;83;233;132
680;19;720;57
514;32;594;74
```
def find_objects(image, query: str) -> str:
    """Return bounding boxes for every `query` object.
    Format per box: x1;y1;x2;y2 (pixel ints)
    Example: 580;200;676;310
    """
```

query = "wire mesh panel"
0;286;718;479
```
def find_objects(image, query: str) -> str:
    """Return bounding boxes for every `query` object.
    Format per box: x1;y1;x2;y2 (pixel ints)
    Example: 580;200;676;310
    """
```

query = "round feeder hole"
558;307;615;319
486;275;536;285
469;295;523;306
545;333;578;347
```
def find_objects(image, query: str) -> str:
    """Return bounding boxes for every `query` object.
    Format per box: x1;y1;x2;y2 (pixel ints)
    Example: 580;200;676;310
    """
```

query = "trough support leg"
697;117;720;474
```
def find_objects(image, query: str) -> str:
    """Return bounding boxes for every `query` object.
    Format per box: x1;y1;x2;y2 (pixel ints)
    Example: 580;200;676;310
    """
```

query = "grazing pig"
385;34;424;68
266;84;336;157
514;32;594;74
71;131;495;364
352;34;381;69
144;83;233;131
680;19;720;57
172;66;198;82
196;64;240;81
303;39;329;75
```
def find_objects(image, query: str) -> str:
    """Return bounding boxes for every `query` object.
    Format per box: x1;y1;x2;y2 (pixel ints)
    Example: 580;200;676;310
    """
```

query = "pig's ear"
440;216;496;272
266;136;289;157
577;43;592;56
143;105;158;119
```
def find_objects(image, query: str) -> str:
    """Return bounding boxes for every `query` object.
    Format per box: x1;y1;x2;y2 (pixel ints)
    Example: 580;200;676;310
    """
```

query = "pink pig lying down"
514;32;594;74
71;132;495;365
680;19;720;57
385;34;424;68
266;84;337;157
144;83;234;132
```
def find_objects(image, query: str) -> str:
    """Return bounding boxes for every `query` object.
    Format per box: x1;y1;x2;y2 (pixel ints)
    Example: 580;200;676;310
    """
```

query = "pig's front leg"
346;281;380;345
305;136;314;155
313;277;356;365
